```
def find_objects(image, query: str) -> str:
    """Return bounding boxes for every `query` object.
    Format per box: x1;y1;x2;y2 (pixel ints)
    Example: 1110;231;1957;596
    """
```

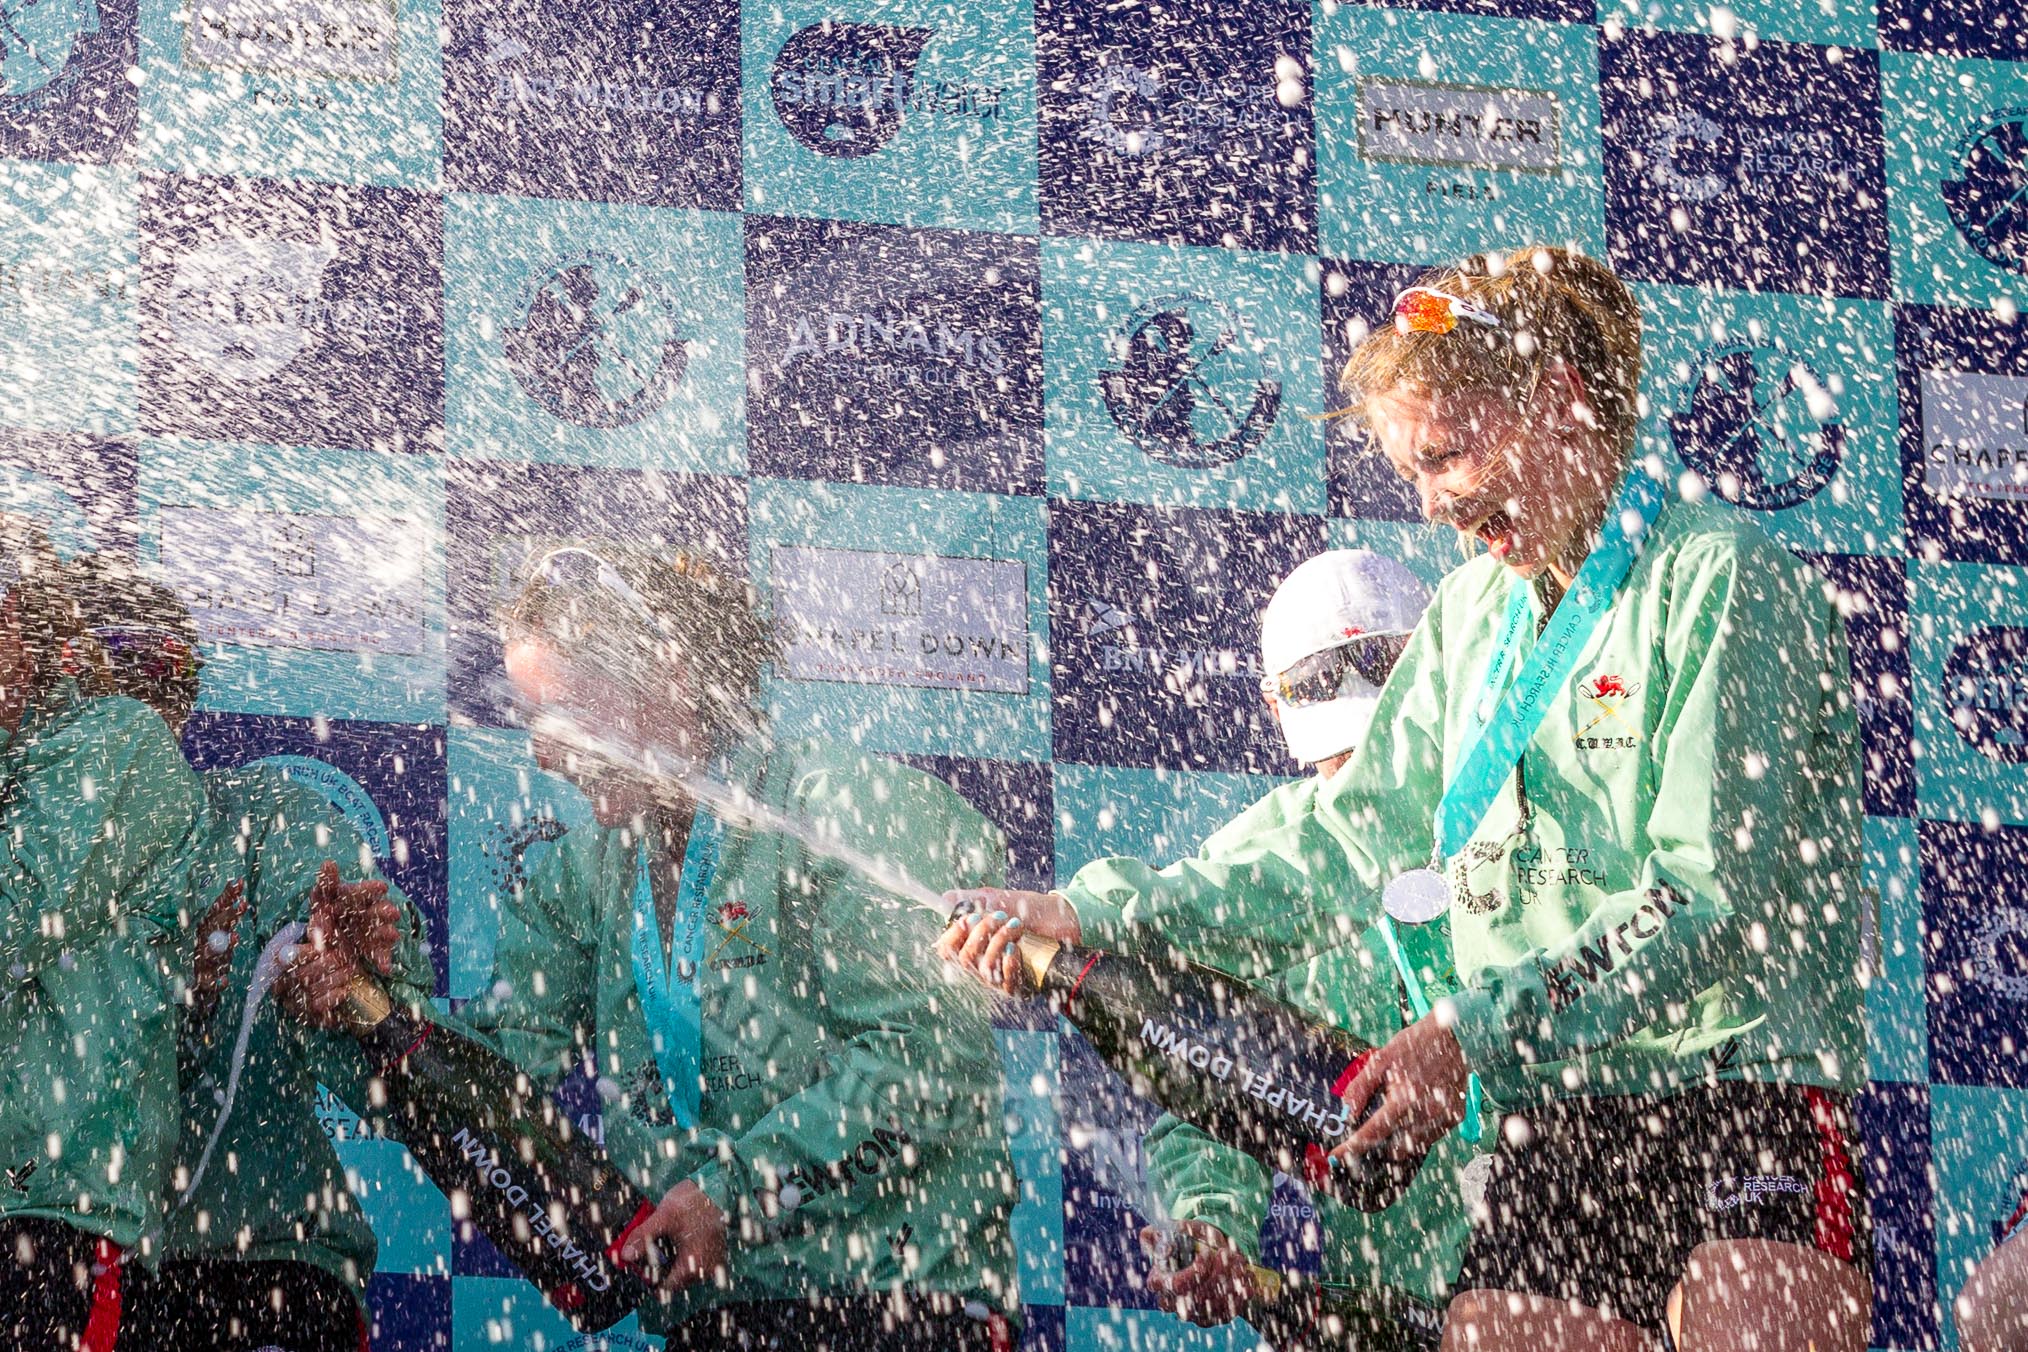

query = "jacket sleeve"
464;833;601;1091
1142;1114;1272;1265
683;762;1016;1243
1450;538;1861;1080
0;696;202;978
1059;603;1453;978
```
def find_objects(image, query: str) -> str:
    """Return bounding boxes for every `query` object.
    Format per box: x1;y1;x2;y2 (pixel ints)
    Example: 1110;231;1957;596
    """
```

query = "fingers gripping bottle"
1013;935;1426;1212
335;976;672;1330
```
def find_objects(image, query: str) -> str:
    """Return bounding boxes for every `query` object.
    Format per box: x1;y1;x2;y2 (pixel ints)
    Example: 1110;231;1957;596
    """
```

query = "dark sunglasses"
1262;633;1411;707
90;625;203;684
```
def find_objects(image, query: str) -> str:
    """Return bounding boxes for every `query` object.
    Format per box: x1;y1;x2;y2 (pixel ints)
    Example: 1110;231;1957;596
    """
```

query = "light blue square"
1596;0;1877;48
997;1026;1066;1306
1866;814;1928;1083
0;161;135;435
1911;558;2028;825
137;0;444;188
1313;6;1605;265
1635;282;1903;557
1322;516;1472;591
445;725;594;1001
750;478;1051;760
135;436;446;724
1065;1304;1267;1352
1053;764;1296;884
743;0;1038;233
1882;52;2028;312
336;1129;453;1277
444;194;747;473
1043;238;1325;513
1932;1085;2028;1349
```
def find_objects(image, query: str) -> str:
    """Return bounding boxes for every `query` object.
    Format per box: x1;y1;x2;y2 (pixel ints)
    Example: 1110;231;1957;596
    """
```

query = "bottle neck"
338;974;395;1032
1017;934;1065;992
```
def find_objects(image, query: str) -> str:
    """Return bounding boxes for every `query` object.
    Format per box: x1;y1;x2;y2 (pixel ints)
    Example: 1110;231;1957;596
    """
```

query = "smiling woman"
1318;246;1873;1352
1343;250;1643;589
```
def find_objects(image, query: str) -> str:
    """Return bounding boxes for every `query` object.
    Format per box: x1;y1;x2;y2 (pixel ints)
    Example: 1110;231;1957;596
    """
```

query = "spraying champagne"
518;711;1428;1205
1157;1230;1442;1352
1010;933;1425;1213
334;975;671;1331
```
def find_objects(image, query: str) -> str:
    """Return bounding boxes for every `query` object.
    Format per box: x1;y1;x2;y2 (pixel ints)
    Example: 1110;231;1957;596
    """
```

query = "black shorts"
0;1217;124;1350
665;1295;1015;1352
1453;1081;1867;1331
119;1257;364;1352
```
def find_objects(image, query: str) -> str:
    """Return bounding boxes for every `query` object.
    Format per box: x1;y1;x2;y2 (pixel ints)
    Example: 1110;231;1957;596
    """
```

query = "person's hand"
273;862;397;1028
620;1179;728;1291
312;859;401;979
934;890;1080;996
936;906;1032;995
943;888;1083;944
1330;1010;1469;1167
189;879;247;1028
1141;1221;1262;1327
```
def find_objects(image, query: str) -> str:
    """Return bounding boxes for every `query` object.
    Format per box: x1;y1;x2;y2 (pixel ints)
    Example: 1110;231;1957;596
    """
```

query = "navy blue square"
0;429;137;557
1802;553;1914;818
364;1271;452;1352
181;712;451;995
1346;0;1593;19
442;0;741;210
1856;1082;1938;1351
745;217;1044;495
1600;31;1890;300
1016;1303;1066;1352
137;174;444;454
1879;0;2028;61
1919;819;2028;1089
1035;0;1315;253
1057;1028;1165;1310
1050;498;1326;775
1320;258;1428;521
896;754;1055;893
0;0;136;164
1897;302;2028;566
444;461;748;725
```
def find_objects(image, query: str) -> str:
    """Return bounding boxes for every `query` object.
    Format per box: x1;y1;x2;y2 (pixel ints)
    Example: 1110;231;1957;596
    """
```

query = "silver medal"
1383;868;1452;924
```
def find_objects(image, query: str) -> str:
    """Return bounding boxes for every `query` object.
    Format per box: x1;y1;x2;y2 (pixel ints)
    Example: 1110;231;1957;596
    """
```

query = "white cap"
1261;550;1432;764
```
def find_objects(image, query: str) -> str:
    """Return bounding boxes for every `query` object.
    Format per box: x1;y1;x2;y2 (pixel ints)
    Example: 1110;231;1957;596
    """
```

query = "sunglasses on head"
1392;286;1502;336
531;546;670;636
1262;632;1412;708
88;625;202;685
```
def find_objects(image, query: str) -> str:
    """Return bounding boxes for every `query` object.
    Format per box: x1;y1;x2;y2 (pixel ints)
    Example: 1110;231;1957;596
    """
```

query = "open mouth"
1467;510;1517;561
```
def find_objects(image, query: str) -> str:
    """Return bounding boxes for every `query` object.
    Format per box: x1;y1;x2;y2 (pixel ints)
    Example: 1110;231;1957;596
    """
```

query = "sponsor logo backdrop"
1;0;2023;1347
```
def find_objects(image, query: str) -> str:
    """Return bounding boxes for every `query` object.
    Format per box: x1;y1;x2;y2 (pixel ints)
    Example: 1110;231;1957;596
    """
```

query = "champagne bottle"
1160;1232;1442;1352
1014;935;1425;1212
336;976;670;1331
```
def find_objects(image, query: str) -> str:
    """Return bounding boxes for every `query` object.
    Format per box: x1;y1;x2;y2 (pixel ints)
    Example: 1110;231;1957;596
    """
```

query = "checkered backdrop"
1;0;2025;1347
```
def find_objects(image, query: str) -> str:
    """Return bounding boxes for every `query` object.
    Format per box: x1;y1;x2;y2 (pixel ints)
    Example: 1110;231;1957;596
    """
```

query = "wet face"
504;635;704;829
1368;370;1620;586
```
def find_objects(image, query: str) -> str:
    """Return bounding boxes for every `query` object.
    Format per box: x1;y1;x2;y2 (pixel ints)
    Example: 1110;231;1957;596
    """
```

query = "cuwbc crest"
769;23;934;159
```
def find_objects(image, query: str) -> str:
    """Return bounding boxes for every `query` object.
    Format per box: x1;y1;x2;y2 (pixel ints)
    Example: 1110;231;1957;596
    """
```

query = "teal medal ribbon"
630;810;725;1131
1433;466;1664;861
1378;465;1666;1145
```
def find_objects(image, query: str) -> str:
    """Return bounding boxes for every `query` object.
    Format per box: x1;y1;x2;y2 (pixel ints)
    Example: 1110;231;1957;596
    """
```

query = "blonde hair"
500;545;773;748
1337;246;1643;454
